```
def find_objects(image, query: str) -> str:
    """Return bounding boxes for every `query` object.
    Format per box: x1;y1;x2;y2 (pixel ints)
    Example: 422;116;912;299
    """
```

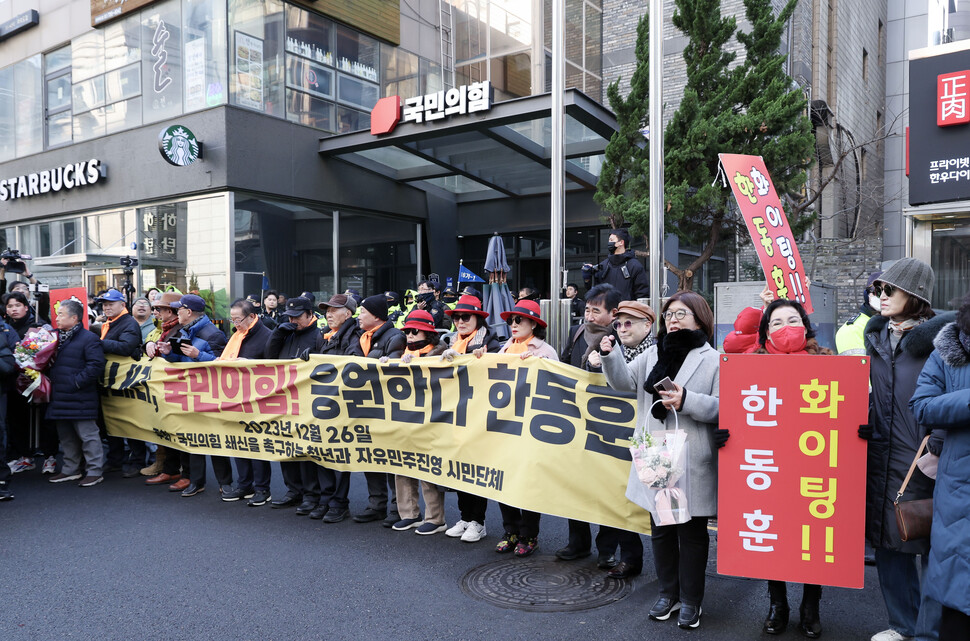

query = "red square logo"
938;71;970;126
370;96;401;135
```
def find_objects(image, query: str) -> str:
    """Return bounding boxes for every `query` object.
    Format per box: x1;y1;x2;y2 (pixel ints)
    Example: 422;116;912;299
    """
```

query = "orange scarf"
219;316;257;361
452;332;474;354
100;308;130;339
404;344;434;358
360;327;378;356
504;337;531;355
324;327;338;340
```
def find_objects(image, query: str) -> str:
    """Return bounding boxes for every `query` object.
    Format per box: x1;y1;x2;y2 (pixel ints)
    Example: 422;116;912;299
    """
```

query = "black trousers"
280;461;303;496
457;491;487;523
650;515;710;607
299;460;322;503
106;435;147;469
567;520;644;566
0;391;10;484
364;471;393;512
317;466;350;509
234;458;272;492
499;504;541;539
189;454;233;487
768;581;821;605
6;395;57;458
941;605;970;641
160;446;183;476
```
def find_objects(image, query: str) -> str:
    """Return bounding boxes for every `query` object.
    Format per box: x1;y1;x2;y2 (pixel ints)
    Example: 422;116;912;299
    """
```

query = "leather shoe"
798;601;822;638
322;507;350;523
180;483;205;497
382;510;401;528
555;545;591;561
146;473;179;485
606;561;641;579
648;596;681;621
677;604;702;629
763;602;790;635
122;466;142;479
353;507;383;523
271;492;302;509
169;478;190;492
308;504;329;520
295;499;318;516
597;554;618;569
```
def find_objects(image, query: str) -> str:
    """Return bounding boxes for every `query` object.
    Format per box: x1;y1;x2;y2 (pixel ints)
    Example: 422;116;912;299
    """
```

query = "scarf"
219;316;257;361
100;308;130;339
404;343;434;358
324;327;338;340
581;322;613;366
889;317;923;338
623;336;653;364
159;317;180;341
452;326;486;355
504;337;531;355
360;327;378;356
57;324;81;352
644;329;709;420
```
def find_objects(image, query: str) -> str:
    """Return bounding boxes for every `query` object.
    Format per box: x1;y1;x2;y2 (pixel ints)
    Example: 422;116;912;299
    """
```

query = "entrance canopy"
318;90;617;203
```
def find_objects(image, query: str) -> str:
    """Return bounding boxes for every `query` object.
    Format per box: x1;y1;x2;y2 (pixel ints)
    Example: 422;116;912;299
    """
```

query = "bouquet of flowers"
628;412;691;525
14;327;57;403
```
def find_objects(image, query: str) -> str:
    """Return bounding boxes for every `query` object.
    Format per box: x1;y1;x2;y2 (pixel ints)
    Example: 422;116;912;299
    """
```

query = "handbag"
894;435;934;542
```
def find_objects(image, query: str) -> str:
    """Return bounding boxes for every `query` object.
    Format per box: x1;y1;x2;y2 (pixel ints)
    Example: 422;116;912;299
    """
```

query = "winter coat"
835;304;876;356
46;327;105;420
561;323;615;372
320;318;364;357
581;250;649;300
6;309;39;340
100;313;143;358
0;320;17;377
162;315;227;363
910;322;970;615
602;340;721;516
237;319;272;360
363;321;406;359
723;307;762;354
265;322;323;360
864;312;955;553
498;335;558;359
446;325;503;354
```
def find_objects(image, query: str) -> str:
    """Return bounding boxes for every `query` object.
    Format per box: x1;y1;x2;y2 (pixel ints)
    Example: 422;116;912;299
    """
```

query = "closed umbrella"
483;235;514;340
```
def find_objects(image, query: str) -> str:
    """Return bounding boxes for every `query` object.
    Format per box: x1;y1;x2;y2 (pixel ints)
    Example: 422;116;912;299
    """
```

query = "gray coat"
602;341;721;517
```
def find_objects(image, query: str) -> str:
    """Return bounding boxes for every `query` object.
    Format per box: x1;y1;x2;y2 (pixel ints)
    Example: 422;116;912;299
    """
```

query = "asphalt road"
1;463;888;641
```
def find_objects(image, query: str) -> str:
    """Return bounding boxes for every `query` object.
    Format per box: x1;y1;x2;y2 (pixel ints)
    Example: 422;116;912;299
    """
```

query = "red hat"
402;310;436;333
445;294;489;318
500;299;546;328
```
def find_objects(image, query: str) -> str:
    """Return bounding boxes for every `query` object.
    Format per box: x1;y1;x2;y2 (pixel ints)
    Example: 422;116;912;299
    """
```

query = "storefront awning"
318;89;618;203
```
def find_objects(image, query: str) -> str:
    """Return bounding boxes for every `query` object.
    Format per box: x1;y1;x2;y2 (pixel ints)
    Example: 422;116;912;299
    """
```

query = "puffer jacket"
265;322;323;360
864;312;955;553
363;321;406;359
100;312;143;358
911;322;970;615
162;315;227;362
47;328;105;420
320;317;364;357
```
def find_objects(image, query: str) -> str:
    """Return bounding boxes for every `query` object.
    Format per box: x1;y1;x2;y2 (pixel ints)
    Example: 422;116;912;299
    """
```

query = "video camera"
120;255;139;269
0;248;31;274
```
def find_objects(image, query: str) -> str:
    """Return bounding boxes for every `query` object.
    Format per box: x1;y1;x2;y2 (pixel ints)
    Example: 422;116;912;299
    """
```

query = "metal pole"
550;0;565;347
648;0;665;315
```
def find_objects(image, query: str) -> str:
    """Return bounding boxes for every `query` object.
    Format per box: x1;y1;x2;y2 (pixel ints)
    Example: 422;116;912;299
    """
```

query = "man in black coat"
354;295;406;526
264;296;325;511
0;318;18;500
96;288;147;477
46;300;107;487
220;299;274;504
581;228;649;301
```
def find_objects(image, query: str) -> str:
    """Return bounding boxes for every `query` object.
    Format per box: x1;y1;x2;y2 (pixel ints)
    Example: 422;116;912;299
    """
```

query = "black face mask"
416;291;436;305
607;242;618;254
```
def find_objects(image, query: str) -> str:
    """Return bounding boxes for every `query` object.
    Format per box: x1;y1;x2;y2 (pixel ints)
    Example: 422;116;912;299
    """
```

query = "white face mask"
869;293;881;311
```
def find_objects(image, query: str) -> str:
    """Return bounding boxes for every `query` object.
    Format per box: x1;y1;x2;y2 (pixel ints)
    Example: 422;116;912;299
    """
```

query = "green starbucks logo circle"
159;125;202;167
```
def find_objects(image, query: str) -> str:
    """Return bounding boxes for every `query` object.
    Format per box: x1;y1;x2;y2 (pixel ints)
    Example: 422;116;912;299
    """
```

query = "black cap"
299;291;316;304
283;296;313;317
361;294;389;321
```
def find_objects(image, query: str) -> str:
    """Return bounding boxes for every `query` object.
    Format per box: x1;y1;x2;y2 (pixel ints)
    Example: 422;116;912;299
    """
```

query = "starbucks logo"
159;125;202;167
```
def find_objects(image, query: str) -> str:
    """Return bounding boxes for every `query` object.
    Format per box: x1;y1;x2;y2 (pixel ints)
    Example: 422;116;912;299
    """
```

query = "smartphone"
168;337;192;351
654;376;677;393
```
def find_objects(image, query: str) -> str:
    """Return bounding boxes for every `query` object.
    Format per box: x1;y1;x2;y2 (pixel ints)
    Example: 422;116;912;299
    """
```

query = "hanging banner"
716;354;870;589
49;288;90;329
100;354;652;534
720;153;813;313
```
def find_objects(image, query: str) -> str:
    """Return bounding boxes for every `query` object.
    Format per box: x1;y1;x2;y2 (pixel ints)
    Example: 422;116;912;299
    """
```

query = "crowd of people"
0;247;967;640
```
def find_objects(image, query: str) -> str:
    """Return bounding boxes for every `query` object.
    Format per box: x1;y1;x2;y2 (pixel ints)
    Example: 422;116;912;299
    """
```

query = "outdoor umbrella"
483;234;514;340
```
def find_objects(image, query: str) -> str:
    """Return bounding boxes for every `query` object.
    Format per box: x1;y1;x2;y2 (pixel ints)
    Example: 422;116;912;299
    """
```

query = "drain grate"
460;555;633;612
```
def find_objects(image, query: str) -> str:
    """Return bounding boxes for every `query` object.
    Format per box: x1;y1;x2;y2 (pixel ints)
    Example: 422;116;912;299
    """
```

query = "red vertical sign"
49;287;90;329
717;354;870;589
720;153;813;313
937;71;970;127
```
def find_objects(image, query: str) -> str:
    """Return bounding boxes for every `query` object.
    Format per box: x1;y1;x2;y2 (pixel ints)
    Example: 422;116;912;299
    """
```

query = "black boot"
798;599;822;638
764;601;790;635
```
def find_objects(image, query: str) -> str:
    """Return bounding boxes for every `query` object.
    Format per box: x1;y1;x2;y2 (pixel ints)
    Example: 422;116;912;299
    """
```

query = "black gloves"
278;322;297;332
713;428;730;449
858;424;874;440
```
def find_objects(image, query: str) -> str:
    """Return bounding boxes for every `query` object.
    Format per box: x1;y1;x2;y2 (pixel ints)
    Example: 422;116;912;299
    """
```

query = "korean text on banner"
100;354;653;535
49;288;90;329
716;354;870;589
719;153;813;313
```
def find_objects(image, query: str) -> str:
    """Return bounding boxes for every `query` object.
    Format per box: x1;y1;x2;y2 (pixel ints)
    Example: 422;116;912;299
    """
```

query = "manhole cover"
460;555;633;612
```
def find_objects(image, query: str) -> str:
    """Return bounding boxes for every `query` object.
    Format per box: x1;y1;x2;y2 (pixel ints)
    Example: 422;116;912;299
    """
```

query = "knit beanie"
880;258;934;305
361;294;389;321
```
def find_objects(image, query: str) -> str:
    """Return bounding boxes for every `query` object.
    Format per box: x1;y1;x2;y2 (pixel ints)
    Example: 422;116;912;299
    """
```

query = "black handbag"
894;435;933;542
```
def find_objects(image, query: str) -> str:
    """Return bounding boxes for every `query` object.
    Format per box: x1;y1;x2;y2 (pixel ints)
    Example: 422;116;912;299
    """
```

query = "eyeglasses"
769;316;804;330
452;313;475;322
662;309;694;321
507;315;528;326
403;328;424;335
870;283;896;298
613;319;649;330
230;316;251;325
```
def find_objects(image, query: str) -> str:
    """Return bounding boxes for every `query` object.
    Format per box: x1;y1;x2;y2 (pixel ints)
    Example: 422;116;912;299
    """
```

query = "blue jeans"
874;547;941;640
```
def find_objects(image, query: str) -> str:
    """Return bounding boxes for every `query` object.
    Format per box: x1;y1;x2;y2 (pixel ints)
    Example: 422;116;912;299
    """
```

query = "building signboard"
91;0;158;27
371;82;492;136
0;159;105;202
0;10;40;42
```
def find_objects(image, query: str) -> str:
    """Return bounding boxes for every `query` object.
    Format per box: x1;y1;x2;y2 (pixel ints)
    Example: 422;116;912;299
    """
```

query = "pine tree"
593;14;650;230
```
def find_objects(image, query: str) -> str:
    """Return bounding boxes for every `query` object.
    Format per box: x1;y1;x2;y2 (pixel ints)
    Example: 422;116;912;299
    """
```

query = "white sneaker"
10;457;35;473
446;519;470;538
460;521;487;542
871;631;913;641
42;456;57;474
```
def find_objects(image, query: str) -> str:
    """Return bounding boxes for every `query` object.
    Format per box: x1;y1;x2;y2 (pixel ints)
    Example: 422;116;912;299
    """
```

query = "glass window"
183;0;229;111
285;88;333;131
490;1;531;57
286;56;333;99
491;52;531;99
285;5;334;66
564;0;584;67
0;67;13;162
335;24;379;82
339;212;416;297
381;44;419;99
335;106;369;133
142;0;183;123
336;74;378;110
584;4;602;75
14;56;43;157
104;14;141;72
454;0;487;63
46;47;73;149
105;63;141;103
420;57;444;95
48;112;73;147
230;0;284;116
73;76;106;112
106;98;143;134
74;107;106;142
46;47;72;74
20;218;80;258
47;75;72;112
72;31;105;83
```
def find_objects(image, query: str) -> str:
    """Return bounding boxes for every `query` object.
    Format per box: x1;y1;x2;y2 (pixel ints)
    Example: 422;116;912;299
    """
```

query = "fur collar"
865;311;957;359
933;322;970;368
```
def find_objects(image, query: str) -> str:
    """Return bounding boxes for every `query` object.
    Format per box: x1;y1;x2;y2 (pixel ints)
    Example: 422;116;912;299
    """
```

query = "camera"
0;248;31;274
120;255;139;269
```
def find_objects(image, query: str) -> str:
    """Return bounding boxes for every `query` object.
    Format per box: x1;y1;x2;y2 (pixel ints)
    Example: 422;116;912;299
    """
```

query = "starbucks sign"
158;125;203;167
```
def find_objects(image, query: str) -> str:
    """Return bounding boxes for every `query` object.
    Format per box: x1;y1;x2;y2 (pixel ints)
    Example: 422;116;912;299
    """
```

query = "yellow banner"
101;354;651;533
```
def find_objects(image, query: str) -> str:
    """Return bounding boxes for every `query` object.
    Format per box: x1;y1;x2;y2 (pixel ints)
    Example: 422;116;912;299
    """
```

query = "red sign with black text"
717;354;870;589
720;153;813;313
49;287;90;329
